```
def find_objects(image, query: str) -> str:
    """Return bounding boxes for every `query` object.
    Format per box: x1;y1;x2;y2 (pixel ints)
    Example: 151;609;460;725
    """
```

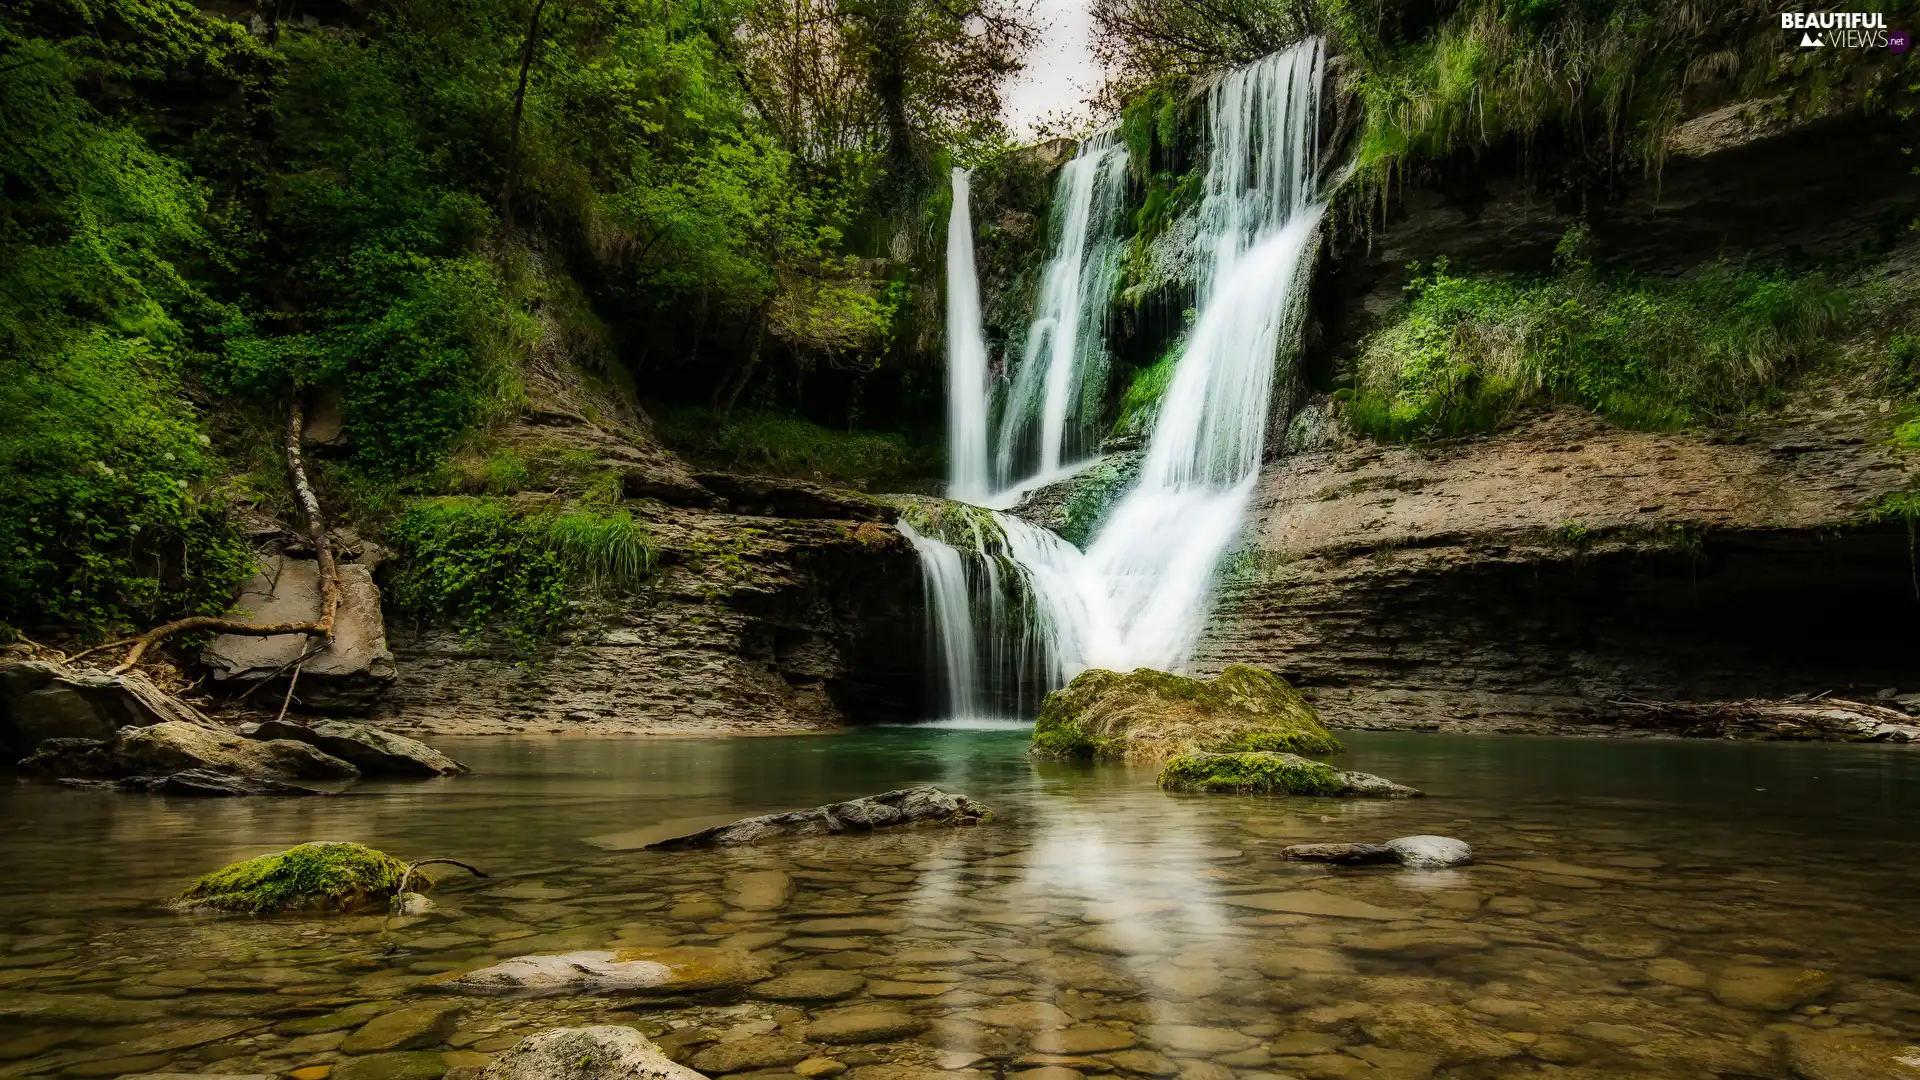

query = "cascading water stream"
913;41;1325;718
945;167;993;504
993;133;1130;492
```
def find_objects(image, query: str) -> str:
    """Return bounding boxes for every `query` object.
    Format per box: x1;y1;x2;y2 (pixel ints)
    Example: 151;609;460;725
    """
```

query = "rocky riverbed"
0;730;1916;1080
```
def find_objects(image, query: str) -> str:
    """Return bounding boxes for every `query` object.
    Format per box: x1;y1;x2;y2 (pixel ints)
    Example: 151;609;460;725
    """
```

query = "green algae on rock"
175;842;422;914
1030;665;1340;762
1158;752;1423;797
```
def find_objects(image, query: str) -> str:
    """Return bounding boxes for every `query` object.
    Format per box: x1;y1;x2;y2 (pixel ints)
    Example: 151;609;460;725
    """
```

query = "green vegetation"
1157;751;1345;794
1055;452;1143;548
1094;0;1911;202
176;842;419;914
1114;344;1183;438
1341;250;1851;441
2;0;1030;642
656;407;931;484
388;497;655;654
1030;664;1341;761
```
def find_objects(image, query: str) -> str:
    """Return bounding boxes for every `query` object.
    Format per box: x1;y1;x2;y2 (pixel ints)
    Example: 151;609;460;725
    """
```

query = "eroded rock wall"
377;502;925;736
1197;408;1920;731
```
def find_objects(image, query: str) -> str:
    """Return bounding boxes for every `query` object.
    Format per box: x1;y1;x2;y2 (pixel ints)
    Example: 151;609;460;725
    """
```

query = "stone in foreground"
645;786;991;848
249;718;467;776
482;1026;707;1080
1157;752;1420;796
435;947;769;997
1283;835;1473;868
1030;665;1341;763
174;842;418;914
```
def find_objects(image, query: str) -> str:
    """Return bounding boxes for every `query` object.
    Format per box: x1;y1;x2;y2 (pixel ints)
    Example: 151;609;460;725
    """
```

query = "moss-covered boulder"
1029;665;1340;762
1158;752;1422;797
175;842;423;914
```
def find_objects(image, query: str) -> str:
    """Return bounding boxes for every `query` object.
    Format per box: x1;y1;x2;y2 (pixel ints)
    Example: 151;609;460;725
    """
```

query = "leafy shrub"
387;497;655;654
1344;254;1851;441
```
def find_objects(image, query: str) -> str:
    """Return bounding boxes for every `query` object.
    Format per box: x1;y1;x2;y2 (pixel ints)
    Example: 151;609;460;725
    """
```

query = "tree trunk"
500;0;551;230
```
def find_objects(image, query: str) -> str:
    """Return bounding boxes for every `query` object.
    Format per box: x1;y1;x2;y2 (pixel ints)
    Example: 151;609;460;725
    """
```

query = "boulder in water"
1283;835;1473;868
481;1025;707;1080
644;786;991;848
19;721;360;782
1030;666;1340;763
175;842;418;913
1158;751;1420;796
248;718;467;776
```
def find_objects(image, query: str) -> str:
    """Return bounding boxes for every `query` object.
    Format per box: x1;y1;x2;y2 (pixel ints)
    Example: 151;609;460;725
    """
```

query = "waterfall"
907;41;1325;717
897;520;981;719
945;167;993;503
993;134;1131;491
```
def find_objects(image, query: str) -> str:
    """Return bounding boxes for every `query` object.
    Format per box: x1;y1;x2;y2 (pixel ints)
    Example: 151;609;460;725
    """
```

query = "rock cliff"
1197;404;1918;731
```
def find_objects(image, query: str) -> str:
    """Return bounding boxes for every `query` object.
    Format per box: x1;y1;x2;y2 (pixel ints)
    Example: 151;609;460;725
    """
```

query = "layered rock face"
1197;409;1919;731
378;487;926;735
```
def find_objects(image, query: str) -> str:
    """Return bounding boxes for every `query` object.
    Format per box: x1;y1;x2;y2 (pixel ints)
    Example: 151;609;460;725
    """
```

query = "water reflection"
2;730;1920;1079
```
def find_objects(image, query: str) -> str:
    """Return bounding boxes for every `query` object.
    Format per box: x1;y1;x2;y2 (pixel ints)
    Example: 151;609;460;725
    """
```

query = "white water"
912;42;1325;713
945;167;994;503
994;133;1130;490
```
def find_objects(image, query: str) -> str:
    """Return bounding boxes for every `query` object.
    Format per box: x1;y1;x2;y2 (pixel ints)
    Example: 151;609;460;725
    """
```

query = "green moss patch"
176;842;421;914
1029;665;1340;762
1157;752;1346;794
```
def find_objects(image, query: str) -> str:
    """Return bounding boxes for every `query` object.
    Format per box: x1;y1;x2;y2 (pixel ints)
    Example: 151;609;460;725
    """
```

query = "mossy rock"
176;842;423;914
1157;752;1345;794
1030;665;1340;763
1158;751;1421;797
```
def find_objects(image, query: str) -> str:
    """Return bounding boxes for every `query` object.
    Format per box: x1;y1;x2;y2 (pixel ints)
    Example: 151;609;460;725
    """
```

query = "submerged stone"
1157;752;1419;796
1030;666;1340;763
435;947;769;997
175;842;417;914
645;787;990;848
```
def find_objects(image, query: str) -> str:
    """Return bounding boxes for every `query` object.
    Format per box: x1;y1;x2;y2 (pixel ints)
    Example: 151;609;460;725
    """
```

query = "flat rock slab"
804;1009;927;1044
435;947;769;998
751;970;866;1001
646;787;991;848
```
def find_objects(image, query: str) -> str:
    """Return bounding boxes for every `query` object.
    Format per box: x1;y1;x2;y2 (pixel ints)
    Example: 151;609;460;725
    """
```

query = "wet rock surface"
250;719;468;776
482;1025;707;1080
646;789;992;848
21;720;360;784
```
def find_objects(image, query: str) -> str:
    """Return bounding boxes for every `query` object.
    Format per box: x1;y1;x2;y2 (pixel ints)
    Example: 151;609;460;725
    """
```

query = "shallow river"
3;729;1919;1079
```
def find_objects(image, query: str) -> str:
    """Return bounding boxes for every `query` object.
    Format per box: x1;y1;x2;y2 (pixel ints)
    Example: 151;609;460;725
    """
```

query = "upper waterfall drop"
906;41;1326;716
945;167;993;504
993;133;1131;492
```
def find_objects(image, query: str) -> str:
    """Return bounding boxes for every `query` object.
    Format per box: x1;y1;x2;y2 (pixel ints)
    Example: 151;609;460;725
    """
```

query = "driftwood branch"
96;398;342;675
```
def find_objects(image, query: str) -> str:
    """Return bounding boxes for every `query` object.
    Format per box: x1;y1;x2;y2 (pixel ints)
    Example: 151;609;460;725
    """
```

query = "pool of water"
2;729;1918;1078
